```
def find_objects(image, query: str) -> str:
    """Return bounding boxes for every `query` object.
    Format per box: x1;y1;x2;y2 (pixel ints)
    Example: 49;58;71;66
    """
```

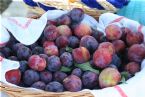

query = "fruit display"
1;8;145;92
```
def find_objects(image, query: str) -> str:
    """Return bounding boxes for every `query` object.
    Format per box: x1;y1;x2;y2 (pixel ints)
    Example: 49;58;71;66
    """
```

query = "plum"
54;71;67;83
128;44;145;63
19;60;28;73
110;54;121;68
99;68;121;88
126;31;144;46
82;71;98;89
28;55;46;71
71;68;82;77
68;36;80;48
55;36;69;48
0;47;12;58
57;25;72;37
39;54;48;60
17;46;31;60
57;14;71;25
72;47;90;64
60;52;73;67
31;81;46;90
74;23;92;38
12;43;24;51
5;69;21;85
44;44;59;56
112;40;126;53
121;27;131;41
80;35;98;53
43;41;55;48
105;24;122;40
45;81;64;92
93;49;112;69
44;25;59;41
40;71;52;84
23;69;40;86
98;42;115;55
69;8;84;23
29;43;39;50
125;62;140;75
46;55;62;72
63;75;82;92
32;46;44;55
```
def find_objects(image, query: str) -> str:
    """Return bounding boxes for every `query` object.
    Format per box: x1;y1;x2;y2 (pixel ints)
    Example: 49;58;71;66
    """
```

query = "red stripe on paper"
111;17;124;23
114;86;128;97
7;18;32;29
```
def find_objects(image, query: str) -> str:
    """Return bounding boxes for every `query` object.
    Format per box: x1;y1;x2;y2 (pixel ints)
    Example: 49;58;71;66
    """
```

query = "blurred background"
1;0;145;25
1;0;28;17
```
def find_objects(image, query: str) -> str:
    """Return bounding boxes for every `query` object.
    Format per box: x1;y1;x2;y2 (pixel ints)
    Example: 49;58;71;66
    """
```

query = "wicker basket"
24;0;129;19
0;82;93;97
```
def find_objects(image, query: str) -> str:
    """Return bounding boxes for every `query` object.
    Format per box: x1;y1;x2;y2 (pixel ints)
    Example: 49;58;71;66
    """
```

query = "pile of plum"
1;8;145;92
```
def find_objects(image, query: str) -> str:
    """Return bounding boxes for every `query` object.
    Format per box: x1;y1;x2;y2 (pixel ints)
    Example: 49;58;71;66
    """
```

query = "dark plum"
0;47;12;58
54;71;67;83
46;55;62;72
5;35;17;49
63;75;82;92
31;81;46;90
57;14;71;25
12;43;24;51
80;35;98;53
32;46;44;55
40;71;52;84
44;25;59;41
92;29;106;42
71;68;82;77
110;54;121;68
82;71;98;89
108;64;118;69
69;8;84;23
45;81;64;92
59;48;66;55
29;43;39;50
68;36;79;48
8;56;18;61
60;52;73;67
23;70;40;86
39;54;48;60
55;36;69;48
19;61;28;73
17;46;32;60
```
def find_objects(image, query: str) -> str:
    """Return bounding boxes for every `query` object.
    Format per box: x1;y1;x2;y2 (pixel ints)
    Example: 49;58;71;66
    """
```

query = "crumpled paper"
0;10;145;97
